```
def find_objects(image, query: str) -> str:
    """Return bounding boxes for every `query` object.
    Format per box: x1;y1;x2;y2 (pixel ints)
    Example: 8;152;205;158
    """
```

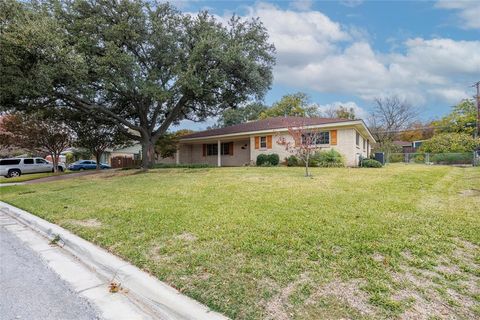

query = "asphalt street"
0;224;100;320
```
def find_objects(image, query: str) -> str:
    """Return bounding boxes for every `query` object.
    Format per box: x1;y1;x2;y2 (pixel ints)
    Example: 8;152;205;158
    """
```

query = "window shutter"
255;136;259;149
229;142;234;155
330;130;337;145
202;144;206;157
267;135;272;149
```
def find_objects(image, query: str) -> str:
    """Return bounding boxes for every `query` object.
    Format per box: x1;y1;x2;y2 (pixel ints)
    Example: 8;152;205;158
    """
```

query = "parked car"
0;158;66;178
68;160;111;171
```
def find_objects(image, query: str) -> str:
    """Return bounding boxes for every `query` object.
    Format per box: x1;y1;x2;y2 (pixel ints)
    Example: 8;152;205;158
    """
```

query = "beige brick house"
159;117;375;167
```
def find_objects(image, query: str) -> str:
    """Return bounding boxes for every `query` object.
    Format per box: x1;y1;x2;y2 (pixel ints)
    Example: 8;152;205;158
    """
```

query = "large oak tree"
0;0;275;168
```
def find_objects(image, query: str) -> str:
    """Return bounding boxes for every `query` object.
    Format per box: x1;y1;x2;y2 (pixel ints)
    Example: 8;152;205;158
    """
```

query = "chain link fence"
386;152;479;166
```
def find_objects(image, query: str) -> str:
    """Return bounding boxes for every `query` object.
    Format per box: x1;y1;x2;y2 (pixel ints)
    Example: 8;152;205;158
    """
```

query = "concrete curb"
0;201;228;320
0;182;25;187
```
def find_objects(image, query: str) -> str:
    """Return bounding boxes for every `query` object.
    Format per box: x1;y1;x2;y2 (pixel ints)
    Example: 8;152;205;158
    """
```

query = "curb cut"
0;201;228;320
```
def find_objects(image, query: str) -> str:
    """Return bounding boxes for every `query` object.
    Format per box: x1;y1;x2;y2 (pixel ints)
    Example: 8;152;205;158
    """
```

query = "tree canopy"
397;121;434;142
321;105;356;119
0;111;73;171
0;0;275;168
432;99;477;136
419;132;479;153
368;96;418;146
259;92;317;119
67;113;130;169
216;102;268;127
155;129;194;159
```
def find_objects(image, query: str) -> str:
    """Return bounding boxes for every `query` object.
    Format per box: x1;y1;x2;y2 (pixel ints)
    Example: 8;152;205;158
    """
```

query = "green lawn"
0;171;74;183
1;164;479;319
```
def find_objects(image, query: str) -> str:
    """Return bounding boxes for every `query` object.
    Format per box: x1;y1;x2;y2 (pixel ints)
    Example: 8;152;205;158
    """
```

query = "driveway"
0;222;100;320
25;170;106;184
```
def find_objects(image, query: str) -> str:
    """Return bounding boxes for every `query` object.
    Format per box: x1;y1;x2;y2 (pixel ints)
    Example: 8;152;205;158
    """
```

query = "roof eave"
180;120;376;143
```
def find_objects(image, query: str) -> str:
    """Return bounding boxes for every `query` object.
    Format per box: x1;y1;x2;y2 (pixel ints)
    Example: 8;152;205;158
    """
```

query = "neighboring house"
393;140;427;153
102;144;142;164
158;117;375;167
393;141;414;153
412;140;425;149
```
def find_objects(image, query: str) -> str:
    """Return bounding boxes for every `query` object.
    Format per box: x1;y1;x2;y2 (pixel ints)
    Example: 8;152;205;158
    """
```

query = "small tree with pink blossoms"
276;124;323;177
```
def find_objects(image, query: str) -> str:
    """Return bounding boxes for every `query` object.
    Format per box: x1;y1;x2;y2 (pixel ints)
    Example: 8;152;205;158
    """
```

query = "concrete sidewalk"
0;202;228;320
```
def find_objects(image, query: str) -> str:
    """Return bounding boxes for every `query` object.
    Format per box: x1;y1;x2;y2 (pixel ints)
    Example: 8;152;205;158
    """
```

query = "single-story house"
159;117;376;167
393;141;414;153
393;140;427;154
100;144;142;166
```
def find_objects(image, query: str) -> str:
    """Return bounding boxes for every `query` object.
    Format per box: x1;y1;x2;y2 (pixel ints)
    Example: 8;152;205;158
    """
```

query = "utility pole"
473;81;480;138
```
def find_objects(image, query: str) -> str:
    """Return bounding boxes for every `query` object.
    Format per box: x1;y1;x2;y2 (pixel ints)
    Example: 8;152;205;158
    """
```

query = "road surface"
0;223;100;320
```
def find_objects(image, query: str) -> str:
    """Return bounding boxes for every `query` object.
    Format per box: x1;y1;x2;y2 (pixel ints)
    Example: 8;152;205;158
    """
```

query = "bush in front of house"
153;163;213;169
256;153;279;166
268;153;280;166
286;155;300;166
256;154;269;166
310;149;345;167
361;159;382;168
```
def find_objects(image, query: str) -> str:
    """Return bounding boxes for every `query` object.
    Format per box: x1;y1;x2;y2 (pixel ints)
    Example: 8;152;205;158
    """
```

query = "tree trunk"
51;152;59;174
305;153;310;177
141;138;156;170
95;151;102;170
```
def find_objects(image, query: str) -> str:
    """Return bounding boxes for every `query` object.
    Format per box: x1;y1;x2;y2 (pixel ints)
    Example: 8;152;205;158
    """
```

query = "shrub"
267;153;280;166
256;154;269;166
412;153;425;163
65;152;74;165
361;159;382;168
419;133;479;153
286;155;300;167
256;153;279;166
310;149;345;167
388;153;404;163
153;163;212;169
430;153;473;165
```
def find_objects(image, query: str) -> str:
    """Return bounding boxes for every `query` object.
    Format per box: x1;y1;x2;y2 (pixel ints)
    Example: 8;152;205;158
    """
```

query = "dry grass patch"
66;218;102;228
459;189;480;197
390;240;479;320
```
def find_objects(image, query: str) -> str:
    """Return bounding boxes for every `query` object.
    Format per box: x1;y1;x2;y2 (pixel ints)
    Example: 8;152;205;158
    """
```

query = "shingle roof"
180;116;354;139
393;140;412;146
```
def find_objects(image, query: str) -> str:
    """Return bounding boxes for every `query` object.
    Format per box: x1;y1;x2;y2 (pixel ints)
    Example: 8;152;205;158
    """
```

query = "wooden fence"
111;156;142;168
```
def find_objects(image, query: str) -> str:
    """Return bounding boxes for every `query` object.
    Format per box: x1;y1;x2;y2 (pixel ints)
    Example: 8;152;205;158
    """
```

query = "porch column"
175;148;180;165
217;140;221;167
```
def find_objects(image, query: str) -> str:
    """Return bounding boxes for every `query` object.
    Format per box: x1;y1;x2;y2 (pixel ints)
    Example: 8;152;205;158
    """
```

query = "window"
206;144;218;156
356;131;360;146
260;136;267;149
206;143;232;156
24;159;34;164
35;159;47;164
221;143;231;155
0;159;21;165
363;139;366;151
301;131;330;145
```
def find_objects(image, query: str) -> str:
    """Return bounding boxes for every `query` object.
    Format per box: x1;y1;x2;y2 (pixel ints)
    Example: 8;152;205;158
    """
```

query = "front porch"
175;137;251;167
